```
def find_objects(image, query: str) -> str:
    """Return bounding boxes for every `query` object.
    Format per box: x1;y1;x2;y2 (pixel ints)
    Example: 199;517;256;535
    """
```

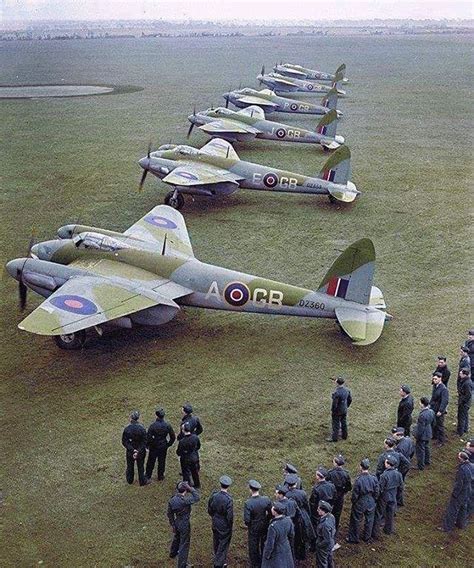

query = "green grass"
1;34;473;567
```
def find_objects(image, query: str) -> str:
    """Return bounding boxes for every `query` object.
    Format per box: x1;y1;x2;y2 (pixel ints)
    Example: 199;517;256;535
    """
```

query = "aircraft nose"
5;258;24;280
30;243;40;258
139;157;150;170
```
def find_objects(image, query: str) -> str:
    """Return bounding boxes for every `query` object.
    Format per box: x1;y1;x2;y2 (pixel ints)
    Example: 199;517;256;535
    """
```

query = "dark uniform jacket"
331;386;352;415
430;383;449;414
457;376;473;405
378;468;403;504
395;436;415;460
167;487;200;529
315;513;336;552
286;488;315;544
327;467;352;497
244;495;272;532
351;472;379;505
262;516;295;568
397;395;414;426
147;418;176;450
122;423;147;452
414;408;436;440
176;433;201;462
208;490;234;531
450;462;473;502
309;480;336;524
464;339;474;375
177;413;203;439
376;450;409;477
458;354;471;374
278;497;297;520
435;365;451;386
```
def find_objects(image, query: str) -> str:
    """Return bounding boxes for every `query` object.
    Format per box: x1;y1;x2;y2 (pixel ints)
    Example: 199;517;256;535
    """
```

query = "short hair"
176;482;187;493
420;396;430;407
432;371;442;379
437;356;446;361
459;451;470;461
336;377;345;385
183;422;192;433
459;368;470;376
384;438;396;448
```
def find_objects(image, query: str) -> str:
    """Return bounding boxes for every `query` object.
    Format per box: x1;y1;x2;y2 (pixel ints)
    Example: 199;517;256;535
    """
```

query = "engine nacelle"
130;304;179;326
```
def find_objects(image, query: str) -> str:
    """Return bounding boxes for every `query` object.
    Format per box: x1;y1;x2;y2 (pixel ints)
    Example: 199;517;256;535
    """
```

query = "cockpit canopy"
158;144;178;151
208;107;233;116
241;88;253;94
73;232;132;252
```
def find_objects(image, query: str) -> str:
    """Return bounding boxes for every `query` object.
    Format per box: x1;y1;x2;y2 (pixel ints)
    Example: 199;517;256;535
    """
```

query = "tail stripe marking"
327;276;349;298
317;125;327;135
322;169;336;182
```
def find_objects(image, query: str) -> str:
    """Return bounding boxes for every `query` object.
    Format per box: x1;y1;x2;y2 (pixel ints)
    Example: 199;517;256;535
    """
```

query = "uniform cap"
401;384;411;394
460;346;469;353
334;454;345;466
182;403;193;413
336;377;345;385
468;329;474;335
284;463;298;474
459;450;470;461
275;484;288;495
272;501;286;515
219;475;233;487
394;427;405;435
248;479;261;490
318;500;333;513
155;407;165;418
176;481;188;493
130;410;140;421
285;474;299;485
316;466;328;478
360;458;370;470
386;455;397;466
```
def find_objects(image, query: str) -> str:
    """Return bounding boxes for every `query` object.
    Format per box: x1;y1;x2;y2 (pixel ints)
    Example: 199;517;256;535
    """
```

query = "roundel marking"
144;215;178;229
263;173;279;188
276;128;286;139
224;282;250;307
307;83;314;90
175;171;199;181
290;103;298;111
50;294;98;315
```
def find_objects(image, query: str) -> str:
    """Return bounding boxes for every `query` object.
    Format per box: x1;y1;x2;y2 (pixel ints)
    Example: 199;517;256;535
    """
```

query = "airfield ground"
1;34;472;567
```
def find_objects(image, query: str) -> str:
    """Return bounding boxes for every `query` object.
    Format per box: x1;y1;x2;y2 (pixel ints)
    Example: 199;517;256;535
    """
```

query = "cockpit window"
158;144;177;151
74;232;131;252
215;108;232;116
176;145;199;156
242;88;253;94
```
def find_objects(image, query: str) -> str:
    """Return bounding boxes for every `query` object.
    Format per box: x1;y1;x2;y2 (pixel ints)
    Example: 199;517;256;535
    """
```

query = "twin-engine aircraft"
274;63;349;84
187;106;344;150
222;87;342;117
138;138;358;209
6;206;389;350
256;66;347;97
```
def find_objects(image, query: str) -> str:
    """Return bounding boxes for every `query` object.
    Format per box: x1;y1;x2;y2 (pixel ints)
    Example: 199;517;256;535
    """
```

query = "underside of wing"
162;162;243;187
236;105;266;120
199;119;259;135
123;205;194;258
18;272;192;336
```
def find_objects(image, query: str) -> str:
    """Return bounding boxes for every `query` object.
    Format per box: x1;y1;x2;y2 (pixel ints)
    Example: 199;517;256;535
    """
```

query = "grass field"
1;33;473;567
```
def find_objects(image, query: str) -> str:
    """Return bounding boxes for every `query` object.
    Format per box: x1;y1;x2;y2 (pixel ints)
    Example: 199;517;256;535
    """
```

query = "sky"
2;0;472;22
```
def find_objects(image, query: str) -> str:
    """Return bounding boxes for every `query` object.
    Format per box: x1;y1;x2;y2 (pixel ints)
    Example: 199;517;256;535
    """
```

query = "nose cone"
6;258;24;280
187;114;197;124
139;157;150;170
30;240;64;261
30;243;40;258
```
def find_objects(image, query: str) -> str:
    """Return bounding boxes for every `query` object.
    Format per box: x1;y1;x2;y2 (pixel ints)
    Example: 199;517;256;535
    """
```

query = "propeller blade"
19;277;28;311
187;122;194;139
147;141;152;159
138;168;148;192
225;97;229;109
193;105;196;116
261;64;265;76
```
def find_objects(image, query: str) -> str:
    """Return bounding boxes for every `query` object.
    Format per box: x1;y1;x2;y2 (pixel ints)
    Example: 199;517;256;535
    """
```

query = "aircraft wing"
238;95;278;109
162;162;243;187
236;105;266;120
271;76;299;89
17;265;193;336
124;204;194;259
280;67;306;78
199;138;240;160
199;119;259;135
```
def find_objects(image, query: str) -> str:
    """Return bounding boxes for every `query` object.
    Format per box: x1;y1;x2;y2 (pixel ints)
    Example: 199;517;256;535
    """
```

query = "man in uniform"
434;356;451;387
244;480;272;568
286;473;315;561
176;423;201;488
391;427;415;481
346;459;379;544
430;372;449;445
457;368;472;438
309;467;336;530
167;481;200;567
121;410;148;486
458;346;471;375
397;385;414;436
441;450;473;531
208;475;234;568
464;329;474;377
375;438;409;480
326;455;352;533
261;502;294;568
274;485;297;521
414;397;436;470
177;403;203;439
314;501;336;568
328;377;352;442
372;456;403;539
283;463;303;489
145;407;176;481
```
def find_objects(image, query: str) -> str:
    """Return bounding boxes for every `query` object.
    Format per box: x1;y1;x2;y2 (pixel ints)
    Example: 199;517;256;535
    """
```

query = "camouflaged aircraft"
274;62;349;84
138;138;358;209
187;106;344;150
256;66;347;97
5;205;389;349
222;86;342;117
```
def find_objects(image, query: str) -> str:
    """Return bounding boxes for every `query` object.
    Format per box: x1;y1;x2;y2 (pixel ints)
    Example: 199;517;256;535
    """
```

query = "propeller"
187;105;196;139
18;231;36;311
138;142;152;192
257;65;265;86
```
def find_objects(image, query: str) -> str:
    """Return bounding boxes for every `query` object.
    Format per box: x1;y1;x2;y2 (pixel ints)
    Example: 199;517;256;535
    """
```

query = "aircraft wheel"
164;191;185;210
322;146;331;153
328;194;338;204
53;330;87;350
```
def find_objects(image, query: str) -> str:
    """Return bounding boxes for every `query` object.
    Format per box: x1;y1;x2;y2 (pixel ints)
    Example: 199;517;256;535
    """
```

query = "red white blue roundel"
224;282;250;307
50;295;98;315
276;128;286;139
144;215;178;229
290;103;298;111
307;83;314;90
263;173;279;188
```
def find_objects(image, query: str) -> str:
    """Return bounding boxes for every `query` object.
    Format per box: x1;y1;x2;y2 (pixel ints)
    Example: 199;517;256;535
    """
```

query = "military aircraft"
256;66;347;97
274;63;349;84
138;138;358;209
5;205;389;349
187;106;344;150
223;87;342;117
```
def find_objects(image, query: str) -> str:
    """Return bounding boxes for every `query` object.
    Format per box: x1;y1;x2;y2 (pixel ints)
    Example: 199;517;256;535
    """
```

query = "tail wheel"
328;194;338;204
164;191;185;210
53;330;87;350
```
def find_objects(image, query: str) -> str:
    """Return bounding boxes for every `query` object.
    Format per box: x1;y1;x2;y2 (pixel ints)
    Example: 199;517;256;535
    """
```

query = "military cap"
468;329;474;336
468;438;474;446
272;501;286;515
459;450;470;461
336;376;345;385
176;481;188;493
285;474;299;485
318;500;333;513
394;427;405;435
460;346;469;353
401;384;411;394
316;466;328;478
275;484;288;495
130;410;140;420
284;463;298;473
155;407;165;417
334;454;345;466
459;367;470;375
386;455;397;466
248;479;261;490
360;458;370;470
219;475;233;487
182;403;193;413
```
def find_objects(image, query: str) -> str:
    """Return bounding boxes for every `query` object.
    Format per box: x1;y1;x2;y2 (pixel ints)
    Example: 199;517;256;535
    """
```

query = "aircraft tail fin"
335;63;346;75
316;109;338;138
321;88;338;110
331;71;344;88
319;145;351;185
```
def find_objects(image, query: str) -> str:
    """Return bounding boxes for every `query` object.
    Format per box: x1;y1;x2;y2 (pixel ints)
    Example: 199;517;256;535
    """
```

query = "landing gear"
164;190;185;210
328;194;338;204
53;329;87;350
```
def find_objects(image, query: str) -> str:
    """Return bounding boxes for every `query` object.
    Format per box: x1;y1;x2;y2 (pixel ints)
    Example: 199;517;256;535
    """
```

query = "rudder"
316;109;338;138
319;145;351;185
